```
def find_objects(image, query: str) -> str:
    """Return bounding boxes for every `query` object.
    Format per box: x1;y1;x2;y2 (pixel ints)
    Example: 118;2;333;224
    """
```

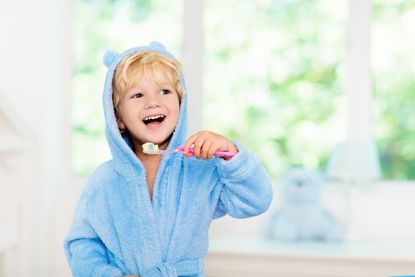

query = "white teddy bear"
264;167;344;241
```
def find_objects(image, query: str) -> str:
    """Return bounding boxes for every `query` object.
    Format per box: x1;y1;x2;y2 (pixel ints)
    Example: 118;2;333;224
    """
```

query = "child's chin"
147;135;172;146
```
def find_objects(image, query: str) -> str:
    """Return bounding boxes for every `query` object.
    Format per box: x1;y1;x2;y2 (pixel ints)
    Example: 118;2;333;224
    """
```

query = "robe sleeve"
64;192;124;277
214;141;273;219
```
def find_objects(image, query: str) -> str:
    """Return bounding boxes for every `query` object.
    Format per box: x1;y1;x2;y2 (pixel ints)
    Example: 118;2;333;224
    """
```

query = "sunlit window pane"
204;0;347;177
72;0;182;176
373;0;415;180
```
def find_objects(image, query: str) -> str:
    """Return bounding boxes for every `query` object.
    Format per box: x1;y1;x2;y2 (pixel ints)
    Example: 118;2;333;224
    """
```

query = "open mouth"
142;114;166;126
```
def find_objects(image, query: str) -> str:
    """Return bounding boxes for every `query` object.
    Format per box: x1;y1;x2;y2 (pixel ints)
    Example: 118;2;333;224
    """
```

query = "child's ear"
118;119;126;133
115;110;126;133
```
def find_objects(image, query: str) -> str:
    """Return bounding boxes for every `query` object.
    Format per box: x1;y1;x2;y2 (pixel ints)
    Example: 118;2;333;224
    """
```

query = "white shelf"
206;236;415;277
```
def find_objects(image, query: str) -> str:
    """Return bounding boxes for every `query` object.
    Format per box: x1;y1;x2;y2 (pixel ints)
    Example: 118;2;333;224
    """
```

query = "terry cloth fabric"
64;41;273;277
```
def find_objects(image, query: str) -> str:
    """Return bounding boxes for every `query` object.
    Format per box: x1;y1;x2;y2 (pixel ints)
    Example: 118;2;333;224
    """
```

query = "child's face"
116;70;180;149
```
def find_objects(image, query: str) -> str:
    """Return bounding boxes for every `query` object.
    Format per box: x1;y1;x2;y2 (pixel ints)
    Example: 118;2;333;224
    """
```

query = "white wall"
0;0;72;275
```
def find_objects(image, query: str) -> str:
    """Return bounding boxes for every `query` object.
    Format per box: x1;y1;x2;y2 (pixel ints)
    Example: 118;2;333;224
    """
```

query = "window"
71;0;415;181
204;0;347;178
373;0;415;180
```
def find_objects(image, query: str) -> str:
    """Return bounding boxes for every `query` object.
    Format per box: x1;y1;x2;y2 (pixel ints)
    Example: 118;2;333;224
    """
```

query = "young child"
64;41;273;277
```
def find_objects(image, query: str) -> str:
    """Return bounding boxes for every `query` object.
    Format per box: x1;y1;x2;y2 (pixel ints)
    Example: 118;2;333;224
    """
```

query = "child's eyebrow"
161;86;174;90
158;82;173;87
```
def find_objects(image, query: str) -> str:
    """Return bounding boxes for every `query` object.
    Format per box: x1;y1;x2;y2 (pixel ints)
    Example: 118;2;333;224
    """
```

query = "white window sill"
208;236;415;261
206;236;415;277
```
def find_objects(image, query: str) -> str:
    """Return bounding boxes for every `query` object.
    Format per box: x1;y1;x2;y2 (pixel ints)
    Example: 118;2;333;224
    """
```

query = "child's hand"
183;131;238;160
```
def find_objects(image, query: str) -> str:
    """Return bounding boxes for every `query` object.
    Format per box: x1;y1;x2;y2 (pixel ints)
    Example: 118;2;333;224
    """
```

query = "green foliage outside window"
204;0;347;178
72;0;415;180
373;0;415;179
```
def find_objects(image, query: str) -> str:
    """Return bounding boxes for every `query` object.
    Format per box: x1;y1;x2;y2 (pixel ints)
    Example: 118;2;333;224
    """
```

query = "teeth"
143;115;165;121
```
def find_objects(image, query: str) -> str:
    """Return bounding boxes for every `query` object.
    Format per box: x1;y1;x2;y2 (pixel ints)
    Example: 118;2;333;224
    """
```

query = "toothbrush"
142;142;235;158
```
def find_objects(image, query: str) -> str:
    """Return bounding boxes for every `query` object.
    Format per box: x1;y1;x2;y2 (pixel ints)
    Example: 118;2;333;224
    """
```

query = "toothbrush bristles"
142;142;159;154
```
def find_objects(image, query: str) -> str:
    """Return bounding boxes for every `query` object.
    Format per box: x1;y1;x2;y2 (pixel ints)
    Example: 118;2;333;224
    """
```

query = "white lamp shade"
327;140;381;181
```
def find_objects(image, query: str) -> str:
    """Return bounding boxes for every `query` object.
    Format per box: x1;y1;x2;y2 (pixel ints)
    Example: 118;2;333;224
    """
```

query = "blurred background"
1;0;415;276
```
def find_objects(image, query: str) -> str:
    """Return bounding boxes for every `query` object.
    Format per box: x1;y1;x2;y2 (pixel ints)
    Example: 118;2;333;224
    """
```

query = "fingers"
193;135;206;158
183;133;198;157
184;131;230;160
201;140;213;160
207;141;225;159
184;131;209;159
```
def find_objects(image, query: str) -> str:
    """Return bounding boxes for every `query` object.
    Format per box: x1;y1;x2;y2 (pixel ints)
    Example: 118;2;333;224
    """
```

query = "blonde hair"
112;51;184;111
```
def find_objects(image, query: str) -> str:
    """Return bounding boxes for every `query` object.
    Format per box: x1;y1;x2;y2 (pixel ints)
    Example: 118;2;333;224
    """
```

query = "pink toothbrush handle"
177;146;234;158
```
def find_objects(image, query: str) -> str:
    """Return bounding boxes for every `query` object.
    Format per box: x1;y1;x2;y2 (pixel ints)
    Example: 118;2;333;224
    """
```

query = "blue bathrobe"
64;41;273;277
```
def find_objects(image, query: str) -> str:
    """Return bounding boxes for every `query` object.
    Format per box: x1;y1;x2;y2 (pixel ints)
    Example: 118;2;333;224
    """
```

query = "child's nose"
144;96;161;109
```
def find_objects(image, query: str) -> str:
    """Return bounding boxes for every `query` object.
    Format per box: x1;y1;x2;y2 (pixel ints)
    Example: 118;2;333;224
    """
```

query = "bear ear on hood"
103;50;119;68
149;41;167;51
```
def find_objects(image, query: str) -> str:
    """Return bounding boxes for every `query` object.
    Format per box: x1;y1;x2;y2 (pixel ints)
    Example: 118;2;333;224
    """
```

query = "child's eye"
160;89;171;95
131;92;143;99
